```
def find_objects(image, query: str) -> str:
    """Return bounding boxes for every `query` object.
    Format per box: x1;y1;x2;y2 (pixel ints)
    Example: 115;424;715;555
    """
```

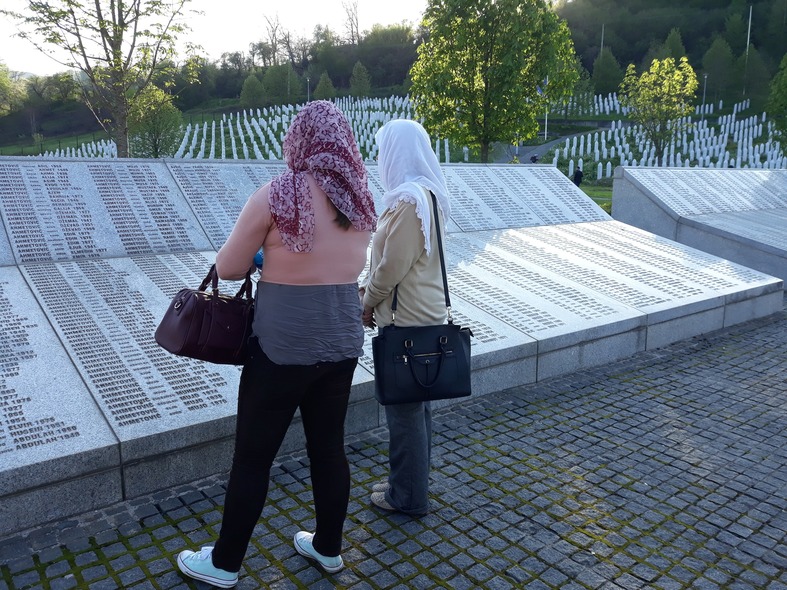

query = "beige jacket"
361;191;448;328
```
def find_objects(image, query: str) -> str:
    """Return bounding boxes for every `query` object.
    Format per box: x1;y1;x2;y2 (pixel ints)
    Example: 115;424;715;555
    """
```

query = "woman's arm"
362;202;425;310
215;184;271;280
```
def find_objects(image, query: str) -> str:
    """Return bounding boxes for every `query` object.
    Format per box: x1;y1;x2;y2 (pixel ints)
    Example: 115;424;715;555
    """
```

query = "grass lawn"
581;183;612;213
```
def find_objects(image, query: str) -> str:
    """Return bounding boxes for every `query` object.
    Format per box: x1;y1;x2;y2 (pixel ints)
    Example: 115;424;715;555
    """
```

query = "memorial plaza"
0;159;785;588
0;293;785;589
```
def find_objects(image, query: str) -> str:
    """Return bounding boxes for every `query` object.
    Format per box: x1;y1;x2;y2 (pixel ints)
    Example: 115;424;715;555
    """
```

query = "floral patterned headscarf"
269;100;377;252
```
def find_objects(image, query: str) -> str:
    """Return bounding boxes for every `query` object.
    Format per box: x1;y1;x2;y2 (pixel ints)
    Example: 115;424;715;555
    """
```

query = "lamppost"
701;73;708;121
306;77;310;102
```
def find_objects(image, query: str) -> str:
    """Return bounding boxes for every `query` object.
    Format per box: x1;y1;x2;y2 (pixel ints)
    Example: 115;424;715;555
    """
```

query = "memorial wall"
0;158;782;535
613;167;787;281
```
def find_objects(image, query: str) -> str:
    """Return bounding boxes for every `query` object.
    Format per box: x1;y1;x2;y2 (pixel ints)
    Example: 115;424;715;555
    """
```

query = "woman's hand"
362;305;376;329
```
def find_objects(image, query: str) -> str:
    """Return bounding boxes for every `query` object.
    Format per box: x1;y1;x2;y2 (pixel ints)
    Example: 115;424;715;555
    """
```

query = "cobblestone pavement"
2;298;786;590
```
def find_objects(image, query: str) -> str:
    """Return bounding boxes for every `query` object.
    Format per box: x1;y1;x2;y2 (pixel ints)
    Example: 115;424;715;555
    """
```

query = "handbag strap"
391;192;453;324
200;264;253;300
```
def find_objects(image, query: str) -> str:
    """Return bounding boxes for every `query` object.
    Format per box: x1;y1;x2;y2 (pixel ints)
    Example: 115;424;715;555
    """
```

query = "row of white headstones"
554;98;785;180
169;96;415;161
30;96;782;179
550;92;720;118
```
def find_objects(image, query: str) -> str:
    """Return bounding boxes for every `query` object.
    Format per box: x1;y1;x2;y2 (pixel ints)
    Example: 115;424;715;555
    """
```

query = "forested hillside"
557;0;785;70
1;0;784;152
557;0;785;108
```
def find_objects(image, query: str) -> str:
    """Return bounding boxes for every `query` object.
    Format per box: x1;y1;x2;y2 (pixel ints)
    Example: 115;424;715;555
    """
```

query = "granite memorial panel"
0;159;212;263
443;166;543;231
620;168;787;217
493;165;610;225
0;157;783;535
0;214;13;266
0;265;122;532
614;167;787;281
166;161;288;248
684;210;787;253
18;252;243;459
442;230;643;338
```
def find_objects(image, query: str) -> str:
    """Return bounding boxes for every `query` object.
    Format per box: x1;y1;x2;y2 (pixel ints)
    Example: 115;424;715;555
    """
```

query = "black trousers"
211;339;358;572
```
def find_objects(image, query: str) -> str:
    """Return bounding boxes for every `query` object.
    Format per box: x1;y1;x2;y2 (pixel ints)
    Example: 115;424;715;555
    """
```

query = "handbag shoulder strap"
391;191;453;324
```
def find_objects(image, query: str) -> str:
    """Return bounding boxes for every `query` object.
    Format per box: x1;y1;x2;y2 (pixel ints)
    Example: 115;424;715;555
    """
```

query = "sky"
0;0;428;76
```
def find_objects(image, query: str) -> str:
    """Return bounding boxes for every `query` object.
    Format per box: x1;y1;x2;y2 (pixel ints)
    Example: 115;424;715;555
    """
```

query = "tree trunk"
480;142;490;163
115;109;130;158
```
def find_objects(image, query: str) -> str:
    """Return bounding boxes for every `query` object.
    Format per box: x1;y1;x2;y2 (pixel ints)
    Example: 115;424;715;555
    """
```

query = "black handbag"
371;193;472;405
155;264;254;365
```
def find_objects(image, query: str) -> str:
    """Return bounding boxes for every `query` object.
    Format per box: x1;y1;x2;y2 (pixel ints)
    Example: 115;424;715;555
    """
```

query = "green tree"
724;13;748;56
349;61;371;96
762;1;787;61
0;61;24;116
240;74;265;109
23;72;80;104
263;63;299;105
766;54;787;140
736;45;772;111
3;0;195;158
128;85;182;158
216;52;251;99
573;61;595;98
619;56;698;163
357;24;418;88
701;36;735;103
592;47;623;95
310;25;354;88
173;57;217;111
314;71;336;100
410;0;577;163
663;28;686;60
639;40;670;73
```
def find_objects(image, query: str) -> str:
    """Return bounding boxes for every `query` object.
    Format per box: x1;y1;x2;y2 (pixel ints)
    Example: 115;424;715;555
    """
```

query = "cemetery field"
5;95;782;181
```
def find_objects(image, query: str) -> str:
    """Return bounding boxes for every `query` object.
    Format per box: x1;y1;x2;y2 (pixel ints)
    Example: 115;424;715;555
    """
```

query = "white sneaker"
372;481;390;493
293;531;344;573
177;546;238;588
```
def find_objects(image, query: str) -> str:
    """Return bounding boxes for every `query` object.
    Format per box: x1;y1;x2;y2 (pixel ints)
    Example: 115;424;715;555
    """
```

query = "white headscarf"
375;119;450;255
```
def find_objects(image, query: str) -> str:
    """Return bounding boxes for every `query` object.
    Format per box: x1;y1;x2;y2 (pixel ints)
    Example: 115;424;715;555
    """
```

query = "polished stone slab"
0;214;12;266
166;161;288;249
613;167;787;281
0;158;783;536
0;265;122;533
682;209;787;254
18;253;243;458
443;165;609;231
620;168;787;216
0;159;212;263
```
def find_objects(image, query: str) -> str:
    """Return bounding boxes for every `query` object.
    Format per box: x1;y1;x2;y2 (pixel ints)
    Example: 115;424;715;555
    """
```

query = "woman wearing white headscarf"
360;119;451;516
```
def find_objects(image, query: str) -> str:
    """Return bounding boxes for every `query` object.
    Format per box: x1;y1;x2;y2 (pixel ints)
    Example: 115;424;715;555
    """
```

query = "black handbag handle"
199;264;253;300
391;192;452;325
404;337;449;388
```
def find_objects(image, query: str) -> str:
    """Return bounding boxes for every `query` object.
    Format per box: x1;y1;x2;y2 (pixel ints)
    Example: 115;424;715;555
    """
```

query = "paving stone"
87;578;122;590
2;302;787;589
118;567;147;586
6;555;35;574
49;576;78;590
11;570;40;588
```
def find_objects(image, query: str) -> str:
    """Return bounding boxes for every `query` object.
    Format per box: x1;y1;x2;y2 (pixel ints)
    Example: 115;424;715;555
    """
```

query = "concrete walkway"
1;297;786;589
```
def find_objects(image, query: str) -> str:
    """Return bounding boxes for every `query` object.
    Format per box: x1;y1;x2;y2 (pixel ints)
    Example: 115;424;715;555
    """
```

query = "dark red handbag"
155;264;254;365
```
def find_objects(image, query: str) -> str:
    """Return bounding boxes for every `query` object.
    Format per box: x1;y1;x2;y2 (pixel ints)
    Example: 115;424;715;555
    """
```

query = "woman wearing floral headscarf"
176;101;377;588
360;119;451;517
